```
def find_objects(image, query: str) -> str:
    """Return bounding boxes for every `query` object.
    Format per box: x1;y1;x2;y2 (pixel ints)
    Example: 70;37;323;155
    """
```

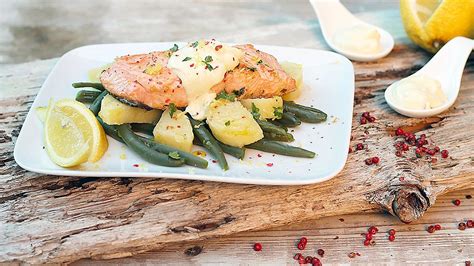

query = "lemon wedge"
44;99;108;167
400;0;474;53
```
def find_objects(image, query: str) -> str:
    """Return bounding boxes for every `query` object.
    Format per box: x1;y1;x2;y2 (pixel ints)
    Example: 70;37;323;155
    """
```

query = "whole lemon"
400;0;474;53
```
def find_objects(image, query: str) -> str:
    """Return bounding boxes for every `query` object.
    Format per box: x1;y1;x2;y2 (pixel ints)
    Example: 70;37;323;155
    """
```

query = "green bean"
188;116;228;170
256;118;287;135
247;139;315;158
283;101;327;123
117;124;184;167
75;90;101;103
89;90;108;116
131;123;155;135
263;132;294;142
218;142;246;160
72;82;105;91
140;138;208;169
96;116;124;143
194;139;245;159
278;112;301;127
269;120;288;132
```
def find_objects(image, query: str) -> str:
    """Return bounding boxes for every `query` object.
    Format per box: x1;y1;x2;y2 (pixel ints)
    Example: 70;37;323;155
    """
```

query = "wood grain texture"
73;189;474;265
1;44;473;264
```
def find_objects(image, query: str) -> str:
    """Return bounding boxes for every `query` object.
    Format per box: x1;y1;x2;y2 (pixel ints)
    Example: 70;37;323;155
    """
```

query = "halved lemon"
400;0;474;53
44;99;108;167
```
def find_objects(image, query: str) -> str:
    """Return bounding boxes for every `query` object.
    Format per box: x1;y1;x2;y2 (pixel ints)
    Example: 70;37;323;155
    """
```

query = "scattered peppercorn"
317;248;325;257
434;224;441;230
458;222;467;231
371;156;380;164
453;199;461;206
253;242;262;251
294;253;303;260
312;257;322;266
388;229;396;235
395;127;404;136
365;158;373;165
365;233;373;240
368;226;378;234
388;235;395;242
466;220;473;228
427;225;436;233
441;149;449;158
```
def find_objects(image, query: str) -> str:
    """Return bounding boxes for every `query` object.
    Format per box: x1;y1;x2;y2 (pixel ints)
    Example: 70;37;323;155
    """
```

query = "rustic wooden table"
1;1;473;265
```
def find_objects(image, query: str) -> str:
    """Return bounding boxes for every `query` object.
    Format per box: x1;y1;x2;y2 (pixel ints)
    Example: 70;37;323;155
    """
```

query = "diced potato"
153;108;194;152
99;94;161;125
280;61;303;101
207;99;263;147
240;96;283;120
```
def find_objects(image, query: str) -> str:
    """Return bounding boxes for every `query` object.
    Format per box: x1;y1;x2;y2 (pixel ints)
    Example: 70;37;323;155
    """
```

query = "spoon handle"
417;37;474;79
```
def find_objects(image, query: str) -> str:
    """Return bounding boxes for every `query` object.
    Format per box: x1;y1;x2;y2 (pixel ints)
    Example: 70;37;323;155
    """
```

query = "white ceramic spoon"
309;0;394;62
385;37;474;118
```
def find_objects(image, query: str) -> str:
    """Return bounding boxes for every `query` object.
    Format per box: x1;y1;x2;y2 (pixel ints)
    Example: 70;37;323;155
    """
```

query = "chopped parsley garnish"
182;56;191;62
273;106;283;119
168;151;181;160
215;91;236;102
205;64;215;71
247;67;257;72
203;55;213;63
233;87;245;96
251;103;260;119
225;121;231;126
190;41;199;48
168;103;177;118
256;59;263;65
202;55;215;71
169;44;179;52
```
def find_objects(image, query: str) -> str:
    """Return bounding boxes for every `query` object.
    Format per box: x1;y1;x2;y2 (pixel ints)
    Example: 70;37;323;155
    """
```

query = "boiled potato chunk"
99;94;161;125
207;99;263;147
153;108;194;152
280;61;303;101
240;96;283;120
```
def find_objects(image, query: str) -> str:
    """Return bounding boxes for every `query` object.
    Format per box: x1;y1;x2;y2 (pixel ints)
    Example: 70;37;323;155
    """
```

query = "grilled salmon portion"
100;44;296;109
211;44;296;98
100;51;188;109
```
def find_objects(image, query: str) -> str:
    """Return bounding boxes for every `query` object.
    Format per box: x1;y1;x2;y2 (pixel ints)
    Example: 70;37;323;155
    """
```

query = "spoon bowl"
310;0;394;62
385;37;474;118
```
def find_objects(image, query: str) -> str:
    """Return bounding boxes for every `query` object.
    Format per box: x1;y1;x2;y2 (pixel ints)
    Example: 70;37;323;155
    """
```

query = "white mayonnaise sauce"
167;40;243;120
333;24;381;54
389;75;447;110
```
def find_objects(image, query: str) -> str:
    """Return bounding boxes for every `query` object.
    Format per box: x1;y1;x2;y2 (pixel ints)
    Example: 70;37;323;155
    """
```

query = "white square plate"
14;43;354;185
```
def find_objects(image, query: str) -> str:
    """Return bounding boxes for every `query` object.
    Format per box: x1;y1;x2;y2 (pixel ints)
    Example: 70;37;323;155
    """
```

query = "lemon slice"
400;0;474;53
44;99;108;167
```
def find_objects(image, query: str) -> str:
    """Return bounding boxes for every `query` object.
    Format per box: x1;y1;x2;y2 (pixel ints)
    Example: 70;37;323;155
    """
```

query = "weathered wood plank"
73;189;474;265
1;43;473;264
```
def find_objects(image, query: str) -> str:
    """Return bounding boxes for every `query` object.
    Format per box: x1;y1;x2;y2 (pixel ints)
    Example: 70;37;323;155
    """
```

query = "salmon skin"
100;44;296;110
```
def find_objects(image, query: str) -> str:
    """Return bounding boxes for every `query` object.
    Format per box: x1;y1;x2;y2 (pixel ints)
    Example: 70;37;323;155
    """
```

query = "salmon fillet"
100;51;188;109
100;44;296;109
211;44;296;98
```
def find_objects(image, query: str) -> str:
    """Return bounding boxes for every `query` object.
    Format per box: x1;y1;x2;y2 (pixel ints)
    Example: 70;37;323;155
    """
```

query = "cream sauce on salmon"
167;40;242;120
